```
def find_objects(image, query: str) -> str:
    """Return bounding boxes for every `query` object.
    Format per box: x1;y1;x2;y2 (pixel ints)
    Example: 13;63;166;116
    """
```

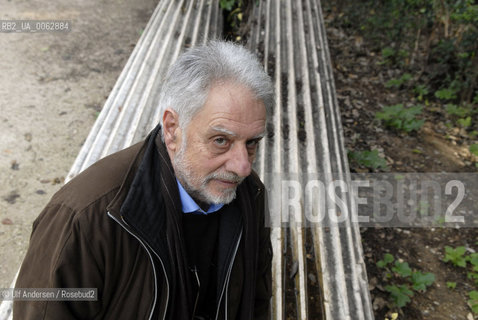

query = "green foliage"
227;7;243;29
392;261;412;278
219;0;236;11
385;284;414;308
331;0;478;105
443;246;478;315
444;246;467;268
382;47;395;58
414;84;429;101
380;47;397;65
376;253;435;309
469;290;478;314
348;150;388;170
411;271;435;291
470;144;478;157
444;104;475;128
377;253;395;268
470;253;478;271
445;104;471;117
375;104;425;132
435;88;458;101
468;253;478;285
468;272;478;286
457;116;472;128
446;281;457;289
220;0;244;36
450;1;478;23
386;73;413;88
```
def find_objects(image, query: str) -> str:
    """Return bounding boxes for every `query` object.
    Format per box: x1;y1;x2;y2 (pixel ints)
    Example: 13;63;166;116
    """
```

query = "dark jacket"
14;126;272;320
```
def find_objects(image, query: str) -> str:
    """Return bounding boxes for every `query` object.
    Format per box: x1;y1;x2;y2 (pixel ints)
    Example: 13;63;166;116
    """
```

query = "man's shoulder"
50;141;145;213
246;170;265;192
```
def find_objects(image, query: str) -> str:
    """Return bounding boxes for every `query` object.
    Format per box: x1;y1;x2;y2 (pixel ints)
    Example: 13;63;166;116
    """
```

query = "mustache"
205;171;244;184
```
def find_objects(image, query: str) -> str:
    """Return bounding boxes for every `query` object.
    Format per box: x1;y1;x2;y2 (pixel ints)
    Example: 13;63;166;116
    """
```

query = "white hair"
158;40;273;139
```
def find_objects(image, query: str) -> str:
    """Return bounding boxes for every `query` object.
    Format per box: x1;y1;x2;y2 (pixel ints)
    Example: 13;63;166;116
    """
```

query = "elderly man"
14;41;273;320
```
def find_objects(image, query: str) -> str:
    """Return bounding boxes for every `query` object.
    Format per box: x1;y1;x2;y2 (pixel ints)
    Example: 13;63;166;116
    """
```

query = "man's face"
169;81;266;205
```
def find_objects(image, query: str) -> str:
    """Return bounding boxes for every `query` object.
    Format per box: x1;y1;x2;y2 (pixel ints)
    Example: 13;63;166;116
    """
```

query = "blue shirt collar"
176;179;224;215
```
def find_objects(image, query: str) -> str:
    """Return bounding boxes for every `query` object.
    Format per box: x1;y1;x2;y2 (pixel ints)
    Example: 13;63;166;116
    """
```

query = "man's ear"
162;109;181;153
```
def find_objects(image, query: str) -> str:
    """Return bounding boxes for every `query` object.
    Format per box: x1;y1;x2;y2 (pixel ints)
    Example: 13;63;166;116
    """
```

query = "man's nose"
225;143;252;178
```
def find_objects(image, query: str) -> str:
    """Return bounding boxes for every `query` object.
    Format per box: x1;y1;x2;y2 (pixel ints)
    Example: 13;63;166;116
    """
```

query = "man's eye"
214;137;228;146
246;139;261;148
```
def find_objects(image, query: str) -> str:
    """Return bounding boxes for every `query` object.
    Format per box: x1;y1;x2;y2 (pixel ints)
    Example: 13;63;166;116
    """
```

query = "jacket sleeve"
254;190;273;320
13;203;103;320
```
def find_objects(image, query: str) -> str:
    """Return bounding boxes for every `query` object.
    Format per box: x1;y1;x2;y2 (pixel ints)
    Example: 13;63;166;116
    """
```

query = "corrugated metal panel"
247;1;374;319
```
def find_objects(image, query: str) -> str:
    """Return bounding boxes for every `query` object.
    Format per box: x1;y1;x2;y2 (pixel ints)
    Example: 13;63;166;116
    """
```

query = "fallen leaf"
3;191;20;204
52;177;64;185
10;160;19;170
1;218;13;225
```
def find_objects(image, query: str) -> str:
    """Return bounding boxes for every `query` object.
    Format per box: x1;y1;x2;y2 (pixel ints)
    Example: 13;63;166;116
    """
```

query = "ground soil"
0;0;157;289
322;2;478;320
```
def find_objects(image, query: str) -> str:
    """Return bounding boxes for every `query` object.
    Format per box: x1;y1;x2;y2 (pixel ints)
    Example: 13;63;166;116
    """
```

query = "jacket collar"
107;124;178;272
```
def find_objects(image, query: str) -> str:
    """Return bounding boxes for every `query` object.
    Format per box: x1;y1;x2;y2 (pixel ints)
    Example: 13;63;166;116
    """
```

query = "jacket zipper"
107;211;170;320
214;229;243;320
215;187;261;319
191;266;200;319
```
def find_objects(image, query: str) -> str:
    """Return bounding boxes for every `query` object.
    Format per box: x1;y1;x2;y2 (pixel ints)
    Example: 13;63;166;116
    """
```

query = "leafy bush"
219;0;245;39
348;150;388;170
329;0;478;105
443;246;478;314
469;291;478;314
377;253;395;268
219;0;237;11
444;104;475;128
392;261;412;278
411;271;435;291
443;245;467;267
375;104;425;132
445;104;472;117
386;73;413;89
435;88;458;101
385;285;414;308
414;84;430;101
471;144;478;157
377;253;435;309
457;116;472;128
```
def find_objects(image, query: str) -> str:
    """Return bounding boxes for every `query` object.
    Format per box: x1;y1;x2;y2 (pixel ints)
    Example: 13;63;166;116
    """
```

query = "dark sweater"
182;210;221;319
